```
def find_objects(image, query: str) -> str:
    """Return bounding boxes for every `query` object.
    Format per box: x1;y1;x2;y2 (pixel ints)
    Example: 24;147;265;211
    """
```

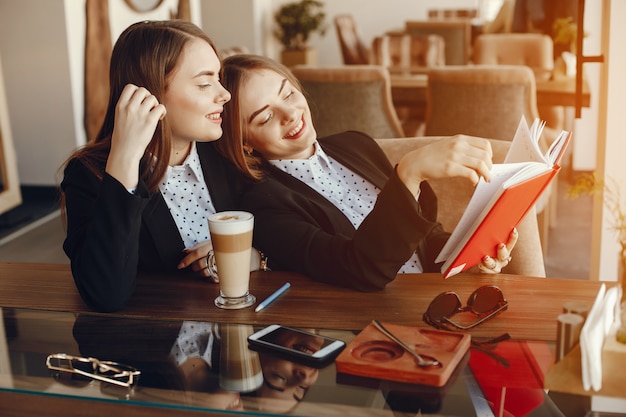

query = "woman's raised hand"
106;84;167;189
396;135;493;196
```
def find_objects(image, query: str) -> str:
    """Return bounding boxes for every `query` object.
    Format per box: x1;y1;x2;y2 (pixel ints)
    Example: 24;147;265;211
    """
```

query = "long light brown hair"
217;54;305;181
65;20;220;193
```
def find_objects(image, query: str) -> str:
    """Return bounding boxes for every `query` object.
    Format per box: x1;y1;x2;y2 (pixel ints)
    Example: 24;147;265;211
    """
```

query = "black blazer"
61;141;248;312
242;131;450;291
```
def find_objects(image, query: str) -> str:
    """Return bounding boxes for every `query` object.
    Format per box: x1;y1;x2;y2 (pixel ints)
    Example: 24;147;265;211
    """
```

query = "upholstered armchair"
425;65;534;137
473;34;554;78
424;65;559;147
290;65;405;138
473;33;564;132
375;137;546;278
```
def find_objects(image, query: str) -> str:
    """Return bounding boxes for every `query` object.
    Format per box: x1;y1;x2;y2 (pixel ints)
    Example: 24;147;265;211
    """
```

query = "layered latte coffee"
208;211;255;309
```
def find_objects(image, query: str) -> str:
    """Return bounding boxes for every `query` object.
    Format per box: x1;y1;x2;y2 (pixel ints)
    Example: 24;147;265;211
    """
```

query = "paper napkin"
580;284;621;391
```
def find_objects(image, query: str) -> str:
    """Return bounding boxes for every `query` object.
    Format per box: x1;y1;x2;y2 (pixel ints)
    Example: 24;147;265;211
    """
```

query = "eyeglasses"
46;353;141;388
422;285;508;331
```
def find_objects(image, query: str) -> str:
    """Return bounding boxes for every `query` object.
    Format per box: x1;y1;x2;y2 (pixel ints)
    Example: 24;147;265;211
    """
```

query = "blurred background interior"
0;0;623;284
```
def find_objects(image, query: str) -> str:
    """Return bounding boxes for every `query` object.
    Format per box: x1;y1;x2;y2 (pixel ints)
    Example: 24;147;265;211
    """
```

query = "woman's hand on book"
476;228;518;274
396;135;493;196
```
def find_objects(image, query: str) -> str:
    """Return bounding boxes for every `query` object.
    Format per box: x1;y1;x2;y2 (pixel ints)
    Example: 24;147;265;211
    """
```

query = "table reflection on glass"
0;307;590;417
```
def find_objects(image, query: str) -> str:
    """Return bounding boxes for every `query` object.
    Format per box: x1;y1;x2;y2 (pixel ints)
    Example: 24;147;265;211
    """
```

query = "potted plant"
551;16;587;76
274;0;327;66
552;16;579;53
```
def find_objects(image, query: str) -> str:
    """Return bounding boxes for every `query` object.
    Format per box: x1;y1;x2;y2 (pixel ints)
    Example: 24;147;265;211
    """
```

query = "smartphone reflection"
258;326;325;356
242;328;322;413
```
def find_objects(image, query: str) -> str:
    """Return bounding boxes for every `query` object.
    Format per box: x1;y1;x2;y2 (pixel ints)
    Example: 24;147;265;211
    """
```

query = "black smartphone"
247;324;346;368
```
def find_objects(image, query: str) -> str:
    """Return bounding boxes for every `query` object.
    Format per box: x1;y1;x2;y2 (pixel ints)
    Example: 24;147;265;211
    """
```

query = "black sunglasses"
422;285;508;331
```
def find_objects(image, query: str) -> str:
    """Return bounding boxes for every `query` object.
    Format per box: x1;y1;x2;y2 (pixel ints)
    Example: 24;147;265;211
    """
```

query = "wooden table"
0;262;604;342
0;262;615;416
389;73;591;110
536;75;591;108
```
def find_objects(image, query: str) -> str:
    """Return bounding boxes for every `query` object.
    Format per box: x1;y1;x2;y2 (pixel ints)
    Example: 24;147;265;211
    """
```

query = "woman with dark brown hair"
61;21;249;312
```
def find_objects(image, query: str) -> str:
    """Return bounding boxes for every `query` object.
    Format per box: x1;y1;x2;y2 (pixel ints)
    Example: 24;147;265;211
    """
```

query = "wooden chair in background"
427;8;478;20
334;14;370;65
370;33;445;136
370;33;445;73
480;0;515;34
405;19;472;65
290;65;404;139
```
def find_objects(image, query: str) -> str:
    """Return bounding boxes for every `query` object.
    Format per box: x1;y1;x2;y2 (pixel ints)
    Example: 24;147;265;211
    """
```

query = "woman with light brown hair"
217;54;517;291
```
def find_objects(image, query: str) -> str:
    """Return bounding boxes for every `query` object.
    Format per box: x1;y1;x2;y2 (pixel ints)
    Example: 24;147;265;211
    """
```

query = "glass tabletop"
0;307;583;416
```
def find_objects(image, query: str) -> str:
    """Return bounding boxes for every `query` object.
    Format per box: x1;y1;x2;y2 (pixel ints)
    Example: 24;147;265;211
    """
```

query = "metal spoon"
371;320;441;368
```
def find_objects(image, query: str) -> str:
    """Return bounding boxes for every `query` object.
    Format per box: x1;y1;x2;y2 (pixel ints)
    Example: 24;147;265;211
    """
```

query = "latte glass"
207;211;255;309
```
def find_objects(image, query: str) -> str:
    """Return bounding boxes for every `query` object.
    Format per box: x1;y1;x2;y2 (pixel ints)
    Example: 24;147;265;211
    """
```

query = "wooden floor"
543;176;593;280
0;177;593;279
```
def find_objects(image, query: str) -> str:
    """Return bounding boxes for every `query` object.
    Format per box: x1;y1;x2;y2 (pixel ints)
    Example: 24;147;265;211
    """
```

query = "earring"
243;144;253;156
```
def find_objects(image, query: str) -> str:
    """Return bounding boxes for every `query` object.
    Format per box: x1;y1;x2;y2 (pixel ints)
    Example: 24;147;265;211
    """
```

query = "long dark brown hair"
217;54;305;181
65;20;220;193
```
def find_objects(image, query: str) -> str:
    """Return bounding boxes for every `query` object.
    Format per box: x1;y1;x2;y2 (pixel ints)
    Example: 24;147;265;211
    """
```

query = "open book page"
504;116;546;164
435;162;546;264
545;130;571;166
505;116;570;167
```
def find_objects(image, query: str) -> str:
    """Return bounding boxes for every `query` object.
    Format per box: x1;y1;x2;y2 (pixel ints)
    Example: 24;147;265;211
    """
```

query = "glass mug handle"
206;250;219;283
207;248;263;282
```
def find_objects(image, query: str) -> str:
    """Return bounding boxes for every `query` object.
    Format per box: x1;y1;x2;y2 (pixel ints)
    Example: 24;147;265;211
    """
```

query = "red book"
436;117;571;279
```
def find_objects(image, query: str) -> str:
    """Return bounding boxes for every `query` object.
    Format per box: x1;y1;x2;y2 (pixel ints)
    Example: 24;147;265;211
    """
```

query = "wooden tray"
335;322;470;387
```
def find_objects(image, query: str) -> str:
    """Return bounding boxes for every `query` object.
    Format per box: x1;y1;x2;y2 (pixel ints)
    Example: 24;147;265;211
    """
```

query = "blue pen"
255;282;291;312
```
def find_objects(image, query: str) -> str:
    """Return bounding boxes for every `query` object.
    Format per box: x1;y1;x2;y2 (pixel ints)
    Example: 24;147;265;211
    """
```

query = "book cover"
436;117;571;279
